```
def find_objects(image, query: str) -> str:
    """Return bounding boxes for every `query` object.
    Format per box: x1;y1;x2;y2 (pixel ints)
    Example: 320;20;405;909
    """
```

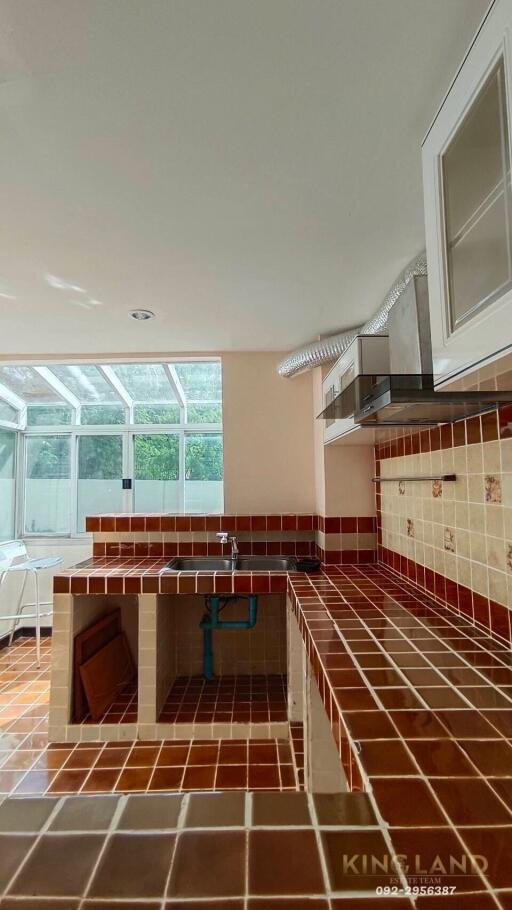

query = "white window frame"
8;357;223;539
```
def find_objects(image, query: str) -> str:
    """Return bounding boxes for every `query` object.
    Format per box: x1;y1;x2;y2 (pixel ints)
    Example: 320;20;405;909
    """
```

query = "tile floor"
158;673;288;724
83;681;138;725
0;790;396;908
0;639;300;798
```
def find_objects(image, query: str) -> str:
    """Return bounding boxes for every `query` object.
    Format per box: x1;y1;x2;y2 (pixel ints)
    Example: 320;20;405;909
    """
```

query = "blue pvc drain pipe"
200;595;258;680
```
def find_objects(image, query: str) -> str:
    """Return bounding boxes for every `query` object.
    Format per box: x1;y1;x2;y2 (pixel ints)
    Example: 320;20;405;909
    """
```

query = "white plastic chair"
0;541;63;667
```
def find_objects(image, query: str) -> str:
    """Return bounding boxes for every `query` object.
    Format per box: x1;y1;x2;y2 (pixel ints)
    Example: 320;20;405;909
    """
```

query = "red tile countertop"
288;564;512;906
53;557;290;595
53;558;512;903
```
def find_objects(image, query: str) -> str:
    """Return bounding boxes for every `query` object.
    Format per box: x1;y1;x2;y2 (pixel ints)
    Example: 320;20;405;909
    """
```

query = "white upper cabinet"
422;0;512;385
322;335;389;445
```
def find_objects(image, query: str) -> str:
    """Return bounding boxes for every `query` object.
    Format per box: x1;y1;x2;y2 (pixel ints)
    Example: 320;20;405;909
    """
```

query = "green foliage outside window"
27;406;72;426
185;435;223;481
134;434;179;480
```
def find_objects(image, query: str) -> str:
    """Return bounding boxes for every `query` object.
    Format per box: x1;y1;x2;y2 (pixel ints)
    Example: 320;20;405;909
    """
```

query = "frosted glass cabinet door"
442;60;512;330
422;0;512;383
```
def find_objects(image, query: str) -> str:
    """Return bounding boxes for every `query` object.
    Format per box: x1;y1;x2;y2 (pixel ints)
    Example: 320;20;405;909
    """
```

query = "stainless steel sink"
166;557;233;571
236;556;297;571
166;555;297;572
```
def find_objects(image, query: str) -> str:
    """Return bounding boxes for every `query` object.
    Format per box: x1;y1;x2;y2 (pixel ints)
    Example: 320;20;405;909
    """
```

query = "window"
24;436;71;534
185;433;223;513
0;359;223;536
0;401;17;424
77;435;124;531
134;433;180;511
0;430;16;542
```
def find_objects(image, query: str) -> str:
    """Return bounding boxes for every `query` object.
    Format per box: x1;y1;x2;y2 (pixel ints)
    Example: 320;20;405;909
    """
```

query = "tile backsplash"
86;513;377;564
376;405;512;641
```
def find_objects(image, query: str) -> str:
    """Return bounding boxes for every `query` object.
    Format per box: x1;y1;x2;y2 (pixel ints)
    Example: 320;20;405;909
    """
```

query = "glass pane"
50;365;120;403
0;400;17;423
25;436;71;534
184;433;223;513
111;364;177;403
0;430;16;541
77;435;123;531
81;404;126;425
0;366;61;403
133;434;180;511
133;404;181;424
442;59;512;330
187;402;222;424
27;405;72;426
175;361;222;402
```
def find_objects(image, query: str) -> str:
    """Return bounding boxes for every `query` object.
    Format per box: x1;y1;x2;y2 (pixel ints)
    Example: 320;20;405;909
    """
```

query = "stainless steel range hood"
319;275;512;427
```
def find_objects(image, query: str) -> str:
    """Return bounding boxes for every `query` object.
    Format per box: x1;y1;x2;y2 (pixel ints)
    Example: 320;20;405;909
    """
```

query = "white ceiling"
0;0;489;357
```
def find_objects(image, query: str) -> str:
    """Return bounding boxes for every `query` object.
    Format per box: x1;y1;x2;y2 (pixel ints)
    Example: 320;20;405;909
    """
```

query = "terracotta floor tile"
0;835;37;890
435;710;498;739
431;778;512;825
149;766;184;791
48;768;89;793
89;833;175;898
359;738;416;775
187;743;219;765
63;748;103;770
81;768;121;792
407;739;477;777
125;745;161;767
370;778;446;826
1;900;80;910
8;834;105;897
94;747;130;768
115;767;152;792
322;829;393;891
389;710;448;739
182;764;216;790
168;830;246;898
249;829;323;895
389;828;486;892
415;894;496;908
313;792;377;826
460;739;512;776
461;827;512;888
12;769;56;795
158;745;190;766
215;764;247;789
249;764;281;789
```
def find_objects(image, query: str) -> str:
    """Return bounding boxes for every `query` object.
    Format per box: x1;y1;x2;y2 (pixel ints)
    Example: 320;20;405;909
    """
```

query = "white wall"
222;352;316;513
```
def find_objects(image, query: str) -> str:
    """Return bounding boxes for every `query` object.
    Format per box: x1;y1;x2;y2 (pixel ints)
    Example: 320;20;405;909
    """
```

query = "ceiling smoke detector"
130;309;155;321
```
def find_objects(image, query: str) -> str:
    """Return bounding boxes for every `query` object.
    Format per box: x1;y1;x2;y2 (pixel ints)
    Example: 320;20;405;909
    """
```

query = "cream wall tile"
488;568;508;606
467;444;483;473
483;441;502;474
501;439;512;472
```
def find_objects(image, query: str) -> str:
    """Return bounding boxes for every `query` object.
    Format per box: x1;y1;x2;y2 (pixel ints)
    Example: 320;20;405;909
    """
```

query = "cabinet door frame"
422;0;512;385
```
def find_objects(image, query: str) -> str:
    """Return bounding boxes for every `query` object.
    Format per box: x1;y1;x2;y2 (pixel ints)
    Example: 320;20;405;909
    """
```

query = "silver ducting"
277;251;428;378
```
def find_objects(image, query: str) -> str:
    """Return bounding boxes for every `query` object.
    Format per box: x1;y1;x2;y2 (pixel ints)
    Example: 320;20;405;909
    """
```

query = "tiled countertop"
52;557;512;903
53;557;289;595
288;564;512;906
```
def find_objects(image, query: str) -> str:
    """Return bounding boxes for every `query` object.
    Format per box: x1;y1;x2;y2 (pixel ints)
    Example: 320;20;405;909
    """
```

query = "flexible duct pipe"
277;251;428;378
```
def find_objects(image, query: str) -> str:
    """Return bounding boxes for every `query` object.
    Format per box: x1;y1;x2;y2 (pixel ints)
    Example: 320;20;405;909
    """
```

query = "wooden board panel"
73;610;121;722
79;632;135;721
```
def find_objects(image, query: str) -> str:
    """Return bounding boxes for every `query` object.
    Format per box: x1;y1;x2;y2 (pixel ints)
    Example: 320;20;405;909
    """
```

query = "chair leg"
8;571;28;647
34;571;41;668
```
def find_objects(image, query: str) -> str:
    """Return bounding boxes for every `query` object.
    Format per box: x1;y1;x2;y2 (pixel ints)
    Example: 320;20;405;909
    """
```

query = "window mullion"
70;431;78;537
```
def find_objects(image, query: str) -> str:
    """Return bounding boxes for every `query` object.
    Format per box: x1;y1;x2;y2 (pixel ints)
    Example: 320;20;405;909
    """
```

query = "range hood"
320;372;512;426
319;275;512;427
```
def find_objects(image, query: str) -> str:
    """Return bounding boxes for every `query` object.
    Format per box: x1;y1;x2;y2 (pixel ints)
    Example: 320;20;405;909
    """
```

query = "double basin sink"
166;556;296;572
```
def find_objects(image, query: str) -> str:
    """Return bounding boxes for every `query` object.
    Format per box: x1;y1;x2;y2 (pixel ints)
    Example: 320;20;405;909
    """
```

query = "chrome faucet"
216;531;239;564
